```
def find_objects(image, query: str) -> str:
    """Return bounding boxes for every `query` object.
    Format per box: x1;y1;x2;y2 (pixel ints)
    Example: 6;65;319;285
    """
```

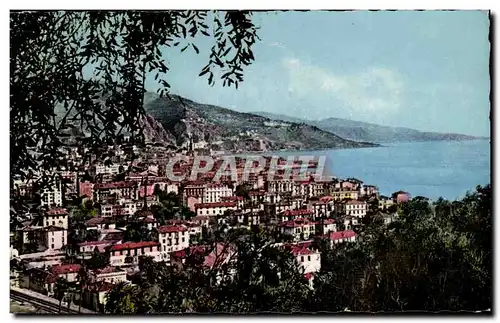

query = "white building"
327;230;357;245
40;180;63;208
194;202;237;217
344;200;367;217
289;245;321;274
202;183;234;203
95;163;121;176
90;266;128;284
108;241;162;266
42;226;68;250
43;208;69;229
157;225;190;263
279;218;316;242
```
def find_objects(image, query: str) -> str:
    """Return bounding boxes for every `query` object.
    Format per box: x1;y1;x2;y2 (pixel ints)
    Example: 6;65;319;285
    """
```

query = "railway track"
10;289;96;314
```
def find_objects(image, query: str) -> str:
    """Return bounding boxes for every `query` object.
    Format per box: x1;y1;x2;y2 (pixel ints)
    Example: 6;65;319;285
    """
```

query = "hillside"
143;93;378;152
254;111;487;143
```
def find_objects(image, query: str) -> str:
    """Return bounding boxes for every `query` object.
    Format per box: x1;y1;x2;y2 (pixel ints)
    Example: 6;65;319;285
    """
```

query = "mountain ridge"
142;93;378;152
253;111;488;144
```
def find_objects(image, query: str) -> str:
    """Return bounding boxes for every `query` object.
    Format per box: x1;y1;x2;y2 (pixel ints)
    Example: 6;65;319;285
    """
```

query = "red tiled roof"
95;181;136;190
328;230;357;241
46;208;68;216
157;225;187;234
203;243;235;268
290;247;315;256
109;241;159;251
319;196;334;202
51;264;82;275
194;202;236;209
170;245;206;259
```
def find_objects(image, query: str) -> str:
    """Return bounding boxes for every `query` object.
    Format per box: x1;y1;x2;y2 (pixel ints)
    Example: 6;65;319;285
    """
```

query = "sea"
272;139;490;201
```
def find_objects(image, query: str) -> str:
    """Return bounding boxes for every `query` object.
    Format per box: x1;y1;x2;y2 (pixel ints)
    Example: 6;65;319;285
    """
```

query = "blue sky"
145;11;490;137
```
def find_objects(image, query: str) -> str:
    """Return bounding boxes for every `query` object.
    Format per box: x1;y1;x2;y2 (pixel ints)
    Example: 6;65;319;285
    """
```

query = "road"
10;288;97;314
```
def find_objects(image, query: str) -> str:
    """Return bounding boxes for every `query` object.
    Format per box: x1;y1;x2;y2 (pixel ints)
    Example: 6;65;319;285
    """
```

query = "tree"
123;221;153;242
11;11;259;185
53;277;68;313
85;250;110;270
310;184;492;312
105;282;148;314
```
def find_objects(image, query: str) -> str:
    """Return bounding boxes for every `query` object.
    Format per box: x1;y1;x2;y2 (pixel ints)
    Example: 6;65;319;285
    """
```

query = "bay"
275;139;490;201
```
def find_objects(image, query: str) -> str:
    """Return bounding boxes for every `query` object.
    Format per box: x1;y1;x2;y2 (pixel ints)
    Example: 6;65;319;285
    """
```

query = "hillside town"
10;140;411;313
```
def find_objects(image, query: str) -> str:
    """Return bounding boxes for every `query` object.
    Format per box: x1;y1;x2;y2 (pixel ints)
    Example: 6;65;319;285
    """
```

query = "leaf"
198;68;210;77
192;44;199;54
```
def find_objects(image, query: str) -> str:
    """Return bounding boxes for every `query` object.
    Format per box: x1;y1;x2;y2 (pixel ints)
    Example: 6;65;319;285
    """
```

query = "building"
316;218;337;235
279;218;316;242
108;241;161;266
43;208;69;229
40;180;63;208
95;163;121;176
285;243;321;274
192;215;210;228
21;264;82;296
360;184;379;197
94;181;138;202
331;189;359;201
41;226;68;251
202;183;234;203
378;195;395;210
89;266;128;284
194;202;237;217
280;209;314;222
157;225;190;263
79;181;95;200
220;196;244;209
343;200;367;217
327;230;357;245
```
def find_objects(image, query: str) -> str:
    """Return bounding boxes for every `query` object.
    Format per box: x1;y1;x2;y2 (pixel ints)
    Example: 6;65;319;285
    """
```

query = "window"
301;256;304;262
308;256;311;261
51;244;54;249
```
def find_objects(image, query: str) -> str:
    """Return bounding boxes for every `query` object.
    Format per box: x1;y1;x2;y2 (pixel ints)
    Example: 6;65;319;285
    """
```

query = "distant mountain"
253;111;488;144
142;94;378;152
